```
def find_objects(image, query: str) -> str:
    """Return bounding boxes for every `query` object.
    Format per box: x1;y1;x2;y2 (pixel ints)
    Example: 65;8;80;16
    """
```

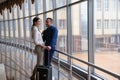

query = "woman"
30;17;51;80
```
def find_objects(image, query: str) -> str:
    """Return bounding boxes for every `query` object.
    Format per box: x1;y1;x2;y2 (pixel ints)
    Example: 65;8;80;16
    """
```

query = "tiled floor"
0;64;6;80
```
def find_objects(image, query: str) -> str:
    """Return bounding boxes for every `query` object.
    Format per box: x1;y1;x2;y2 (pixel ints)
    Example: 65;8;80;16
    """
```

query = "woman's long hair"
31;17;40;39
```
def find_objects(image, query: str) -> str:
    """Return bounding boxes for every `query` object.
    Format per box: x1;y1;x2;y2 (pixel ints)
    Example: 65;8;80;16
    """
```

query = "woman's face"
35;19;41;27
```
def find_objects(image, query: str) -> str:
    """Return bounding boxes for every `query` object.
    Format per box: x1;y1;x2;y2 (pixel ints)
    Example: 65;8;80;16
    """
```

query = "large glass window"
0;14;3;39
110;0;116;11
71;2;88;69
46;12;53;18
104;0;109;11
46;0;53;11
25;18;30;40
24;1;29;17
94;0;120;79
31;1;35;15
19;19;24;39
58;19;66;29
38;15;44;32
18;5;23;18
111;20;116;29
15;20;18;38
56;0;66;8
5;21;9;38
96;20;101;29
119;0;120;12
37;0;43;13
9;21;14;38
118;20;120;33
0;22;4;39
57;8;67;60
96;0;101;11
104;20;109;29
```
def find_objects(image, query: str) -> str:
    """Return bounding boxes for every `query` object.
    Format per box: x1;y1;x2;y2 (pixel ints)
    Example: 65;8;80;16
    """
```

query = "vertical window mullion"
88;0;94;79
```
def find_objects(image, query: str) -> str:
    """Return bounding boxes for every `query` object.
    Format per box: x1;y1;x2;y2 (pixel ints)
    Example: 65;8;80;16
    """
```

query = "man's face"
46;19;51;27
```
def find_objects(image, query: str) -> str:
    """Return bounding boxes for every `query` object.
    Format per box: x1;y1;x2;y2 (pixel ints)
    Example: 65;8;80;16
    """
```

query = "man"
42;18;58;66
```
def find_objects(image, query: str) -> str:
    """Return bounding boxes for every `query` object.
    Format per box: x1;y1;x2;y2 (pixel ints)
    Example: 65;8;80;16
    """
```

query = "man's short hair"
46;17;53;23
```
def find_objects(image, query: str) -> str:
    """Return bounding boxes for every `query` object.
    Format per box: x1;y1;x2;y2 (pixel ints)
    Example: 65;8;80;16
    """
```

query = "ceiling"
0;0;35;15
0;0;7;3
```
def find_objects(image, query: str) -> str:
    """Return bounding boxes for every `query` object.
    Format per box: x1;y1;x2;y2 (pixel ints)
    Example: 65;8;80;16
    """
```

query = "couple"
31;17;58;79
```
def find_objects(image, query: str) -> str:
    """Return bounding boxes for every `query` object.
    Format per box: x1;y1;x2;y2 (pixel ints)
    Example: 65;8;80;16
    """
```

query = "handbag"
37;65;52;80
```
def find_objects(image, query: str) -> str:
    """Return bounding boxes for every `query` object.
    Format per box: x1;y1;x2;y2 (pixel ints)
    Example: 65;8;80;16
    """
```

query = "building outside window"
111;20;116;29
110;37;115;43
96;20;101;29
58;36;66;51
119;0;120;12
110;0;115;11
96;0;101;11
104;20;109;29
56;0;66;8
46;0;53;10
104;0;109;11
58;19;66;29
118;20;120;28
117;36;120;43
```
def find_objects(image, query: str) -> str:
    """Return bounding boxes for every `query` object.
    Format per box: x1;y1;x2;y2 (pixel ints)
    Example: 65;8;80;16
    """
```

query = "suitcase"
37;65;52;80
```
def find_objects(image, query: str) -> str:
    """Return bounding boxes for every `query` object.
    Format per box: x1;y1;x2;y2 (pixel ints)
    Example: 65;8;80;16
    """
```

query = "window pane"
46;12;53;18
46;0;53;11
104;0;109;11
25;18;30;40
104;20;109;29
8;10;12;19
31;1;35;15
9;21;14;38
0;14;3;39
38;15;44;32
0;22;4;39
19;19;24;39
15;20;18;38
37;0;43;13
5;21;9;38
24;1;29;17
57;8;67;61
56;0;66;8
96;20;101;29
94;0;120;79
96;0;101;11
4;9;7;20
18;5;23;18
71;2;88;70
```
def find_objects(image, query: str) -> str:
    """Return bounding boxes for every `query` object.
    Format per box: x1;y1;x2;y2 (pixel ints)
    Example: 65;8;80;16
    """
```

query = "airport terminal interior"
0;0;120;80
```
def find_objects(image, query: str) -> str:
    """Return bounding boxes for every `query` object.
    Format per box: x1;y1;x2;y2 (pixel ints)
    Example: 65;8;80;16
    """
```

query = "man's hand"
46;46;51;51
